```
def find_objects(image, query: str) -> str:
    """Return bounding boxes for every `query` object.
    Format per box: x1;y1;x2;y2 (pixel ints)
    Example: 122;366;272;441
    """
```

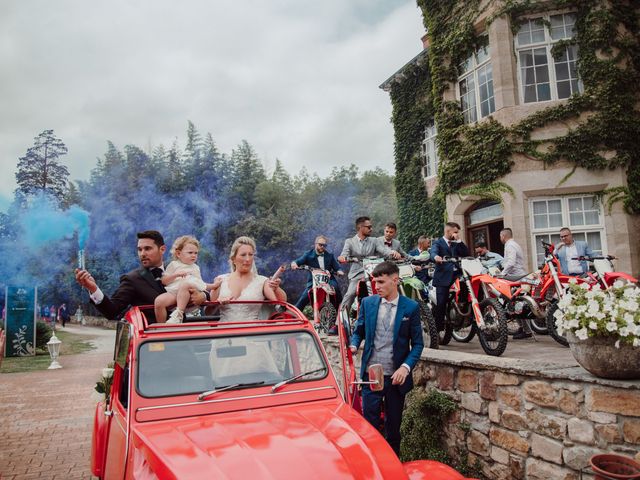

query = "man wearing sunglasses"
291;235;344;310
337;216;401;333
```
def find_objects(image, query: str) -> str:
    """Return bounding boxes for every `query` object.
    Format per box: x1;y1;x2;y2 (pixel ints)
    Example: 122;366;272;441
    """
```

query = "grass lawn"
0;329;97;374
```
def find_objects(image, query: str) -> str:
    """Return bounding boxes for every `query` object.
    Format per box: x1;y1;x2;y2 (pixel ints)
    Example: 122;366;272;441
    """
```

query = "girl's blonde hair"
228;236;257;272
170;235;200;260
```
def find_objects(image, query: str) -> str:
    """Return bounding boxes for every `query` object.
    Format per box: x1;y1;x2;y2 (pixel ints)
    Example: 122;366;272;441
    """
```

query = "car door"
102;322;131;479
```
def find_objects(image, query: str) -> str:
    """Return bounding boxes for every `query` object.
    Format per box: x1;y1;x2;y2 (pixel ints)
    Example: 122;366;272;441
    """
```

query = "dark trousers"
362;375;406;455
434;285;450;331
294;280;342;310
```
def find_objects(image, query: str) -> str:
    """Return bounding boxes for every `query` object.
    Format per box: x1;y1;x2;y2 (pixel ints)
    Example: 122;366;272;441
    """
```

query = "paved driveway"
0;325;115;480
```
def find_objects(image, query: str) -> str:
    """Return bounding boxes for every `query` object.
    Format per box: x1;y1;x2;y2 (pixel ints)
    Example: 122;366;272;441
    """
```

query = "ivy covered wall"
390;0;639;246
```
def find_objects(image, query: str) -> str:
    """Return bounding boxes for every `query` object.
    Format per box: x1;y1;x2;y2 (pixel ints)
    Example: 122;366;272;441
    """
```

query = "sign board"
4;286;37;357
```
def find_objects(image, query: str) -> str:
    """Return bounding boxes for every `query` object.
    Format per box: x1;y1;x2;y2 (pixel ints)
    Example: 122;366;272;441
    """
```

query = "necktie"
150;267;163;280
380;302;394;330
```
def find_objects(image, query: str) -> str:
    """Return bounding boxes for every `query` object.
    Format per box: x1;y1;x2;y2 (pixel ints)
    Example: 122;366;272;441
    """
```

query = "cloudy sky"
0;0;425;211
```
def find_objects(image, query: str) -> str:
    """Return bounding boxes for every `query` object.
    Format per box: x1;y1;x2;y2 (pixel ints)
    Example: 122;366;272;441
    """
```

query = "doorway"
466;201;504;256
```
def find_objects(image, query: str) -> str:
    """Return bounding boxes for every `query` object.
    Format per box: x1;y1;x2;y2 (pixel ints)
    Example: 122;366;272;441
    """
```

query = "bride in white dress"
209;236;286;322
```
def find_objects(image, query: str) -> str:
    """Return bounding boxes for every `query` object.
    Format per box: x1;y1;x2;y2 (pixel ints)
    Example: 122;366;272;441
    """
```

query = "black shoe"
328;325;339;336
513;329;532;339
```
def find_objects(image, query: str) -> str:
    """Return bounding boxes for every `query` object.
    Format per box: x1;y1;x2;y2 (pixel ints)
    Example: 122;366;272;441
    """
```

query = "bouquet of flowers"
554;280;640;347
93;362;115;403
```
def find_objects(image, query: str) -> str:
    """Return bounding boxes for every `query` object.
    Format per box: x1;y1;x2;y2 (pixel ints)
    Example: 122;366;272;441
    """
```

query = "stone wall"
321;336;640;480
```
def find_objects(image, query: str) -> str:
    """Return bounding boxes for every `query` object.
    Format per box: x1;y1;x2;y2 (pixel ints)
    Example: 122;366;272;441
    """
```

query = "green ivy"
400;388;458;464
390;0;640;242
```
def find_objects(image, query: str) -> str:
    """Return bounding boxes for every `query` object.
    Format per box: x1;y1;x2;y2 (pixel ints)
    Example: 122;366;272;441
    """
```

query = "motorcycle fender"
604;272;638;285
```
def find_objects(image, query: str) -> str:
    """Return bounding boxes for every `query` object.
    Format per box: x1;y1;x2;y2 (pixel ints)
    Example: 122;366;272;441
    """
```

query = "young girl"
154;235;213;323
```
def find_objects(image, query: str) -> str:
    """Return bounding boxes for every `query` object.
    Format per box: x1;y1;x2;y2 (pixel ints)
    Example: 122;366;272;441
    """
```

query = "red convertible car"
91;301;471;479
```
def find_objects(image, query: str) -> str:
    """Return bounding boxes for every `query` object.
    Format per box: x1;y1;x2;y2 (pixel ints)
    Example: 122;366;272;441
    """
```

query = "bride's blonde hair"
228;236;257;273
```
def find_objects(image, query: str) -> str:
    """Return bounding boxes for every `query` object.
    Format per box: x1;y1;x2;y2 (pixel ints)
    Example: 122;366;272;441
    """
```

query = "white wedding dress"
218;273;268;322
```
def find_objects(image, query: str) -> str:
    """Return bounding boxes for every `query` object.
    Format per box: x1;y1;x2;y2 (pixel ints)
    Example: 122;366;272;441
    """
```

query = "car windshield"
137;331;327;398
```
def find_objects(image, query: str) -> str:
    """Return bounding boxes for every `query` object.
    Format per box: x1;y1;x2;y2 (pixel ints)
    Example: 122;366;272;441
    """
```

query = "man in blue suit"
554;227;594;275
349;261;424;455
431;222;470;331
291;235;344;310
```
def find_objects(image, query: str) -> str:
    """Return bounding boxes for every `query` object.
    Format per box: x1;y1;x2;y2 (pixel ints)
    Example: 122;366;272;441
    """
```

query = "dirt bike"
573;255;638;290
395;257;439;349
479;259;547;338
438;256;509;356
294;264;340;333
540;241;589;347
339;256;384;334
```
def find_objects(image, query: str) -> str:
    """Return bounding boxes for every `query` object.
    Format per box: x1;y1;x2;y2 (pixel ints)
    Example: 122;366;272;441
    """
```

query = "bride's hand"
219;296;235;305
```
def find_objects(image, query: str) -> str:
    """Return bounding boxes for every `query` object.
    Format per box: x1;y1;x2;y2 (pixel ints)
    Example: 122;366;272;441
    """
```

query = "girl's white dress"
163;260;207;294
218;273;268;322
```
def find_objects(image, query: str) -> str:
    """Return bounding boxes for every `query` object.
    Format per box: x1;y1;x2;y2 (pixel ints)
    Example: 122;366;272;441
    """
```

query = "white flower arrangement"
554;282;640;347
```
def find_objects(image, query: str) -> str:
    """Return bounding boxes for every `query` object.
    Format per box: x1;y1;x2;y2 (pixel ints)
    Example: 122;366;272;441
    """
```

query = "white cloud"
0;0;425;200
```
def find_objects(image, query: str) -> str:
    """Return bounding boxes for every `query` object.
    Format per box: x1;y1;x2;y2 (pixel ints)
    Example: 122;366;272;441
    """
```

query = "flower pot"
567;332;640;380
590;453;640;480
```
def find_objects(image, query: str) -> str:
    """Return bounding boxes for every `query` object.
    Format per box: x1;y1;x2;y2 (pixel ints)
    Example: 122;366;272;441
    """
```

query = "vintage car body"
91;301;470;479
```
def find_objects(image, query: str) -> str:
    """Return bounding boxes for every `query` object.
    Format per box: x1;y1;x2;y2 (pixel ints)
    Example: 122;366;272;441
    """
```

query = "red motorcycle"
441;256;509;356
339;256;384;333
294;264;340;333
540;241;591;347
574;255;638;289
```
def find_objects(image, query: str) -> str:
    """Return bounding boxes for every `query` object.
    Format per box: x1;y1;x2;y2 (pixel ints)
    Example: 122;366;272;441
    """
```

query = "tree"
15;130;70;202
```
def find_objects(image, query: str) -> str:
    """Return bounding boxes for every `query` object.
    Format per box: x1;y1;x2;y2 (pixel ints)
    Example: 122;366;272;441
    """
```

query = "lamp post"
46;333;62;369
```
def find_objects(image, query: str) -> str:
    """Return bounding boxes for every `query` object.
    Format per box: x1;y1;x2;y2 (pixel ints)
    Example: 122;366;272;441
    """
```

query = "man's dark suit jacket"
430;237;469;287
293;249;342;288
93;267;165;323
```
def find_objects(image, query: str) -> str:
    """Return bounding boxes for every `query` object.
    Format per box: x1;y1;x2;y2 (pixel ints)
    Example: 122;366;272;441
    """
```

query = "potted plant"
553;280;640;379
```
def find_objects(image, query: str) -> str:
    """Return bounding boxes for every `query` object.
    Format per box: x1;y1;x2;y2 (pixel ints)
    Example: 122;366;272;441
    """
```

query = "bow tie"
149;267;163;280
385;242;392;247
317;253;324;257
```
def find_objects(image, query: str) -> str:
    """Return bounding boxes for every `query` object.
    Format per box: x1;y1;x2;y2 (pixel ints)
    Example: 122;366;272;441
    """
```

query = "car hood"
130;402;405;479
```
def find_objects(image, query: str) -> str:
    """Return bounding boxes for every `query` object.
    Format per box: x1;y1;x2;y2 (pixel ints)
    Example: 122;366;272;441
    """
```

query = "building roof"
378;49;429;92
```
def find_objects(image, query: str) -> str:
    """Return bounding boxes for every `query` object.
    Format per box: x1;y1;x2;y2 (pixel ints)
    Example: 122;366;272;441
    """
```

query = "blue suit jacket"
554;241;594;274
293;249;342;288
430;237;469;287
350;295;424;394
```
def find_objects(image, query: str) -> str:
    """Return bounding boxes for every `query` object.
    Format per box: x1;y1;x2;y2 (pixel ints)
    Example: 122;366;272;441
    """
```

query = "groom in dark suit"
349;261;424;455
75;230;207;324
431;222;469;331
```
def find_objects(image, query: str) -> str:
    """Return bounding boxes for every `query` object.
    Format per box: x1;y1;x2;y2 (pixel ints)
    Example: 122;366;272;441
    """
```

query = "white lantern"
47;334;62;369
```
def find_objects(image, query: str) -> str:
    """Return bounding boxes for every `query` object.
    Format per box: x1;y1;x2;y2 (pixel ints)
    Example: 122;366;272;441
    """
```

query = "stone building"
381;1;639;275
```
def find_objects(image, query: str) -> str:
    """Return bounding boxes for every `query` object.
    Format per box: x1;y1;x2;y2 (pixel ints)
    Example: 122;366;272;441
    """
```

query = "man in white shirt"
499;228;531;339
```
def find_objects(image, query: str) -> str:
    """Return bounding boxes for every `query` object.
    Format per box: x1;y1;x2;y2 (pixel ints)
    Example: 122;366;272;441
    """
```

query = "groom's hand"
188;287;207;306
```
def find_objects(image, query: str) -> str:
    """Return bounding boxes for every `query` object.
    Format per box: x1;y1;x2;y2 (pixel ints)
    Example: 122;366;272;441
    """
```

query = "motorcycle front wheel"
319;302;337;334
418;300;439;349
545;300;569;347
477;298;509;357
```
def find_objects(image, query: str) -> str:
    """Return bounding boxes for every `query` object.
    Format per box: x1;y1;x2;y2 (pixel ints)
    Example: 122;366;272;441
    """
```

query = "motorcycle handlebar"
571;255;615;261
293;264;340;274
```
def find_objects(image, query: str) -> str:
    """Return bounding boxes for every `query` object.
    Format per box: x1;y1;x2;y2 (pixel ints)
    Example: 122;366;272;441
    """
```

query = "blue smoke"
20;193;90;250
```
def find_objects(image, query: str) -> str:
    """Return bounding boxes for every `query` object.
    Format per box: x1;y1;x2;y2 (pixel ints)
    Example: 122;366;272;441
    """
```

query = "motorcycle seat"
498;273;530;282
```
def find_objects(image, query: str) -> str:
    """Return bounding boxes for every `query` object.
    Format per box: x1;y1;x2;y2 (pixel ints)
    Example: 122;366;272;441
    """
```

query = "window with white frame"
458;41;495;124
421;123;438;178
516;12;583;103
529;195;605;267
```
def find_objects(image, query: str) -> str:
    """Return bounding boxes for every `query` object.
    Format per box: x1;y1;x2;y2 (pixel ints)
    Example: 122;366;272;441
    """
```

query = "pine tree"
15;130;70;203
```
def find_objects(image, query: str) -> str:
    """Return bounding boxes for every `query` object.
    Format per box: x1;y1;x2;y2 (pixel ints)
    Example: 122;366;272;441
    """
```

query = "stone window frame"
528;195;607;267
456;37;495;124
515;12;584;104
421;123;439;179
